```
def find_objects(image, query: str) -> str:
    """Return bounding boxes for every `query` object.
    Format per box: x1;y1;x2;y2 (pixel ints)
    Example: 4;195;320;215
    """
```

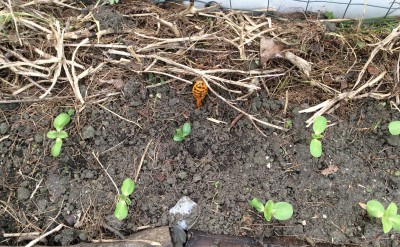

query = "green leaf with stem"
389;121;400;135
366;200;385;218
173;134;184;142
121;178;135;197
313;116;327;135
114;200;128;220
264;200;274;222
47;131;59;139
182;122;191;136
53;113;71;131
249;198;264;213
272;202;293;221
310;139;322;158
382;216;393;233
390;215;400;232
51;138;63;157
384;203;398;217
47;130;68;139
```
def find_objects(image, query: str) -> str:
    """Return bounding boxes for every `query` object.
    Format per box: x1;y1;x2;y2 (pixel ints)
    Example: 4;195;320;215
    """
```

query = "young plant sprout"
46;110;75;157
173;122;191;142
114;178;135;221
366;200;400;233
310;116;327;158
388;121;400;135
249;198;293;221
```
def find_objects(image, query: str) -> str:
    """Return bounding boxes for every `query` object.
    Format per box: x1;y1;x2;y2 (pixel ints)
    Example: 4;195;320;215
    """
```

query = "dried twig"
25;224;64;247
92;151;119;195
135;140;153;183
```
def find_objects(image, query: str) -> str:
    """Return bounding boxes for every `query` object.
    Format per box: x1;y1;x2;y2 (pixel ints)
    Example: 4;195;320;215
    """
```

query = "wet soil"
1;79;400;246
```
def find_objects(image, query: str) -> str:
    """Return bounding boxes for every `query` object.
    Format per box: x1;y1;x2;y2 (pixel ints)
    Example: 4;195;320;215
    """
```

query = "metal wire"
154;0;400;19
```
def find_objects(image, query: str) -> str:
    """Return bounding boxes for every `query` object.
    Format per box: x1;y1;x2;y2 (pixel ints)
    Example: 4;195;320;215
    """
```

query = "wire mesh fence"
156;0;400;19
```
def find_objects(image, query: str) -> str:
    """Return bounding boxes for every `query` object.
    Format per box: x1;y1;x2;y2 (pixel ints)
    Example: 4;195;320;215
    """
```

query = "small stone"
192;174;202;183
17;187;30;200
78;232;88;241
171;224;186;247
37;199;48;211
386;135;400;147
130;101;142;107
34;134;43;143
82;126;95;140
0;103;19;111
0;123;9;135
20;180;30;187
85;170;94;179
169;196;200;230
177;171;187;180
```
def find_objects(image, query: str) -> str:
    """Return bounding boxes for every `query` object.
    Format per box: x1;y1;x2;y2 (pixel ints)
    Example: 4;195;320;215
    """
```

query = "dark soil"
1;79;400;246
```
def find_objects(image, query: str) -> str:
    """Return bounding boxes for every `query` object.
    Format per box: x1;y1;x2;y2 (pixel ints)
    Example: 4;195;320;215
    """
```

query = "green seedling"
173;122;191;142
323;11;335;19
46;110;75;157
284;119;293;129
366;200;400;233
249;198;293;221
388;121;400;135
310;116;327;158
114;178;135;221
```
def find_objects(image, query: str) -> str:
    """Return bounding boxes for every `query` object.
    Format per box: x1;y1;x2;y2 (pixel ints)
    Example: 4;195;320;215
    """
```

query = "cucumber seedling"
114;178;135;221
173;122;191;142
310;116;327;158
249;198;293;221
388;121;400;135
366;200;400;233
46;109;74;157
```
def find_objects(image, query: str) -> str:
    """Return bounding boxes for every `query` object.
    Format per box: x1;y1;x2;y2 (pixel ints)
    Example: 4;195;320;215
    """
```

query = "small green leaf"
173;135;184;142
272;202;293;221
182;122;191;136
388;121;400;135
114;200;128;220
382;216;393;233
47;131;58;139
53;113;71;131
51;138;63;157
311;133;323;139
384;203;398;217
58;131;68;139
67;109;75;116
313;116;327;135
118;194;127;201
310;139;322;158
264;200;274;222
249;198;264;212
125;197;132;206
121;178;135;197
390;215;400;232
367;200;385;218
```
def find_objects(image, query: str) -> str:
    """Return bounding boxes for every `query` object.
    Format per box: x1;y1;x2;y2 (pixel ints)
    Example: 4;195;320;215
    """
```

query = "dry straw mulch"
1;0;400;129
